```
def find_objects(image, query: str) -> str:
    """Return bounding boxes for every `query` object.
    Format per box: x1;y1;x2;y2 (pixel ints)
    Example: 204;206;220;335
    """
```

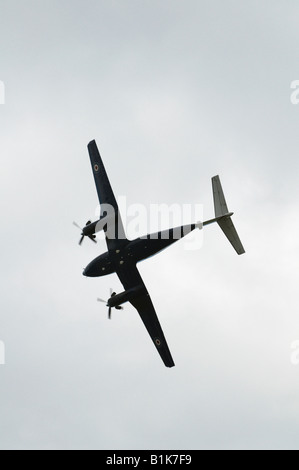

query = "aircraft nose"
82;262;96;277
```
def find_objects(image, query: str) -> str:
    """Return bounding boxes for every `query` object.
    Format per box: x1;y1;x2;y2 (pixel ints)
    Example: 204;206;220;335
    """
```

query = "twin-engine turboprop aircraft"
76;140;245;368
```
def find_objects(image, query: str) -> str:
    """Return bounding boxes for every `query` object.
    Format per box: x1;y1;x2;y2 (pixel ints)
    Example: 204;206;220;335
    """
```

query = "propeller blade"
74;222;85;245
108;306;112;320
73;221;82;230
97;298;107;304
88;235;97;244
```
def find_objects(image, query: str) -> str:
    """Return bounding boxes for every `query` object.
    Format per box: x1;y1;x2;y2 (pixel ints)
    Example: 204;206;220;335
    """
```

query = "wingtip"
164;357;175;368
88;139;96;148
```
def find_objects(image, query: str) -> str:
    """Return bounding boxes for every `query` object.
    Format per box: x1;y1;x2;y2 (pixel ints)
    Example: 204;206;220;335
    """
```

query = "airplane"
76;140;245;368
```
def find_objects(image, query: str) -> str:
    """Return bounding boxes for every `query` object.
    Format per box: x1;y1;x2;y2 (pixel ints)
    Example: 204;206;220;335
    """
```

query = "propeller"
97;289;123;320
73;221;97;245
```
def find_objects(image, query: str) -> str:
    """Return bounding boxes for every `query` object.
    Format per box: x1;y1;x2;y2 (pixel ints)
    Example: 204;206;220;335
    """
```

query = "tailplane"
204;176;245;255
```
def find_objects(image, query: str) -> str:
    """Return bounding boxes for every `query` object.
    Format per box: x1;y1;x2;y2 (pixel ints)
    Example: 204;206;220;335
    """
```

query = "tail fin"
211;176;245;255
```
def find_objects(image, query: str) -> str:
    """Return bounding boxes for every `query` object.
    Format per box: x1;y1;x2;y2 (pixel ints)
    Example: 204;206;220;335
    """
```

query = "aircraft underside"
76;140;245;368
83;223;197;278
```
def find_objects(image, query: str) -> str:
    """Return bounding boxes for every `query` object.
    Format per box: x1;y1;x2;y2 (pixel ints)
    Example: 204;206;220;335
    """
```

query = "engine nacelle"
82;214;109;237
108;285;145;308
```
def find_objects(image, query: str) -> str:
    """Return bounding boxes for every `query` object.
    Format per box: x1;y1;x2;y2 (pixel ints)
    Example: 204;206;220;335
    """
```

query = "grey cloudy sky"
1;0;299;450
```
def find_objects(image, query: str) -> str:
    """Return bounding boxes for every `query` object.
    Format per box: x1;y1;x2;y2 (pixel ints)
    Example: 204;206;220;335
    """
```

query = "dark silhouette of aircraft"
76;140;245;368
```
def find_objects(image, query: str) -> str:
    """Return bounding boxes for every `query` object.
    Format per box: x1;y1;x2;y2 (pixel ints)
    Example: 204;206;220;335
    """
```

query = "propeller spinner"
97;289;123;319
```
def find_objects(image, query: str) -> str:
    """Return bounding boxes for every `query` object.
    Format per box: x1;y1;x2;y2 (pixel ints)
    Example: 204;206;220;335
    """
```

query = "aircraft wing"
87;140;127;250
116;264;175;368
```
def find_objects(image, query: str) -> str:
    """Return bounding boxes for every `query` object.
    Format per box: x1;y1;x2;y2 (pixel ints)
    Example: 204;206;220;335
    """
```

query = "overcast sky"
1;0;299;450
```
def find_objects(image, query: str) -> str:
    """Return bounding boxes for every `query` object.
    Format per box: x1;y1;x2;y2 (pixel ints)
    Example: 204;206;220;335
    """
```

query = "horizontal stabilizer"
217;216;245;255
211;175;245;255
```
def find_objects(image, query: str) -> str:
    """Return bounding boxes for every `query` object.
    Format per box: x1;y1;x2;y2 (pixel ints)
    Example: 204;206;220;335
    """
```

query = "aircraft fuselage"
83;223;197;277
